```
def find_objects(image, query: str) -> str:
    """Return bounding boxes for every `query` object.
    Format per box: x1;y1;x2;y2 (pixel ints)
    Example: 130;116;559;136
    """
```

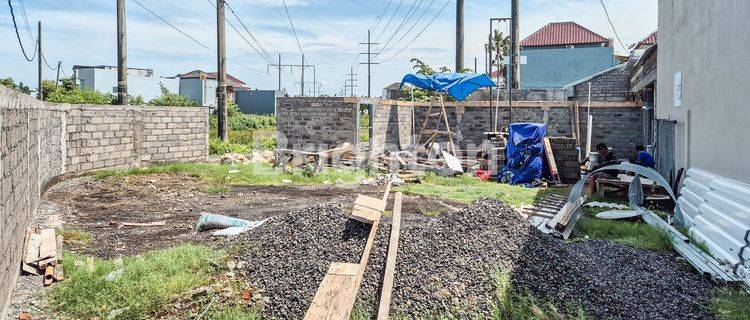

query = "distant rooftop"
177;70;248;88
521;21;608;47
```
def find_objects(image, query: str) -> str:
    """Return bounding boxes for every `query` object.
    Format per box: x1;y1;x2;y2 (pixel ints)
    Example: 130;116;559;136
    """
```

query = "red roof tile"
638;31;657;46
178;70;248;87
521;21;608;47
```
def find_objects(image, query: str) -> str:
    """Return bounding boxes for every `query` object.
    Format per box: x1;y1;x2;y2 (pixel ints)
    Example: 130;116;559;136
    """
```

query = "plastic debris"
197;213;267;237
584;202;629;209
596;210;642;220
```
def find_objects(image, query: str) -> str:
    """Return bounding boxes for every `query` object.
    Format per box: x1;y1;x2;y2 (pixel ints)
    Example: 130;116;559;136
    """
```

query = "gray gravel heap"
235;199;715;319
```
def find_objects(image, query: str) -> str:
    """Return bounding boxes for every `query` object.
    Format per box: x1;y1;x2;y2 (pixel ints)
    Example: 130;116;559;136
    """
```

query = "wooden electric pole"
455;0;464;72
37;21;42;100
511;0;520;90
216;0;228;141
55;61;61;89
359;30;379;97
117;0;128;105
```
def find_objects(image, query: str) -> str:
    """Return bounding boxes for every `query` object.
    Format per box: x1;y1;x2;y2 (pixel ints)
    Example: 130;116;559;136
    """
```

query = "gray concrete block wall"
572;66;631;102
0;86;209;318
371;104;413;155
579;107;644;160
275;97;359;151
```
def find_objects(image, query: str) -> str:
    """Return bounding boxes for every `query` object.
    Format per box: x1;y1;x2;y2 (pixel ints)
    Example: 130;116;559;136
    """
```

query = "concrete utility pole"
269;57;314;96
510;0;520;89
359;30;379;97
301;54;305;96
267;54;286;91
346;67;358;97
455;0;464;72
474;57;477;74
55;61;61;89
117;0;128;105
216;0;228;141
37;21;42;100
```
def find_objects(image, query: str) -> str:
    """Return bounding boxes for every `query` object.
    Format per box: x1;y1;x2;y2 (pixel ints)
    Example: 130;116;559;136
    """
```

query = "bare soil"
42;173;463;258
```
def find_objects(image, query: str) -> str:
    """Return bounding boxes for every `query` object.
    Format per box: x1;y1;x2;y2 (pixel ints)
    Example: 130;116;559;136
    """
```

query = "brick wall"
370;104;413;155
572;65;631;102
275;97;359;151
0;86;208;317
372;100;642;159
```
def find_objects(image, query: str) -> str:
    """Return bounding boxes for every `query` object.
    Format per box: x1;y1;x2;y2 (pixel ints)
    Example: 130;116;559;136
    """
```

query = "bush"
209;139;252;155
1;77;32;94
148;83;198;107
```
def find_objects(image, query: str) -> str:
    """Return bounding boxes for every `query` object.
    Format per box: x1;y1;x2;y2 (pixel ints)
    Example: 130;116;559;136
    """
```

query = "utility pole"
510;0;520;90
269;57;314;96
455;0;464;72
301;54;305;96
474;57;477;74
117;0;128;105
55;61;61;89
267;54;286;91
37;21;42;100
359;30;379;97
346;67;358;97
216;0;228;141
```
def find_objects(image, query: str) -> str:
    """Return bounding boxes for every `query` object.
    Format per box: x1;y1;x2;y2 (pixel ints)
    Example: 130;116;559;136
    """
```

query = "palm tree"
489;30;510;83
410;58;435;76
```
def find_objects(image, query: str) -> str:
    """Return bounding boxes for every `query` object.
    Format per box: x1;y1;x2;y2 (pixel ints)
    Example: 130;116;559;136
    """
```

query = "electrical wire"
206;0;273;64
378;0;424;53
374;0;404;43
599;0;628;53
280;0;304;55
129;0;266;74
379;0;435;54
380;0;451;64
224;1;275;63
17;0;33;43
8;0;37;61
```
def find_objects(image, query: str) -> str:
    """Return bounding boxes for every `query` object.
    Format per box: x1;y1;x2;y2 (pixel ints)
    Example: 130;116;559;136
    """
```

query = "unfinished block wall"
572;65;631;102
275;97;359;151
0;86;209;317
372;100;643;159
371;104;413;155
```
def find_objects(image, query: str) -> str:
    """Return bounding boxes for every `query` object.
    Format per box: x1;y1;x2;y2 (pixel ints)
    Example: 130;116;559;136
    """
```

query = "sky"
1;0;657;97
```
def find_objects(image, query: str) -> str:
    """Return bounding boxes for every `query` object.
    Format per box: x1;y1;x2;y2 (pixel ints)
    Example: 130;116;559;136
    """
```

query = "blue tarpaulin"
500;123;547;186
399;73;497;101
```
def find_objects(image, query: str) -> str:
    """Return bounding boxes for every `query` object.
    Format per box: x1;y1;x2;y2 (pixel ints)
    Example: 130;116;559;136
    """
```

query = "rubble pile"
233;199;715;319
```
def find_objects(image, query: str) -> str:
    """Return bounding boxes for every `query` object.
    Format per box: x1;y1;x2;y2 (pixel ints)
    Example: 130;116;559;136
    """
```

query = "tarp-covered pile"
400;72;496;101
500;123;547;186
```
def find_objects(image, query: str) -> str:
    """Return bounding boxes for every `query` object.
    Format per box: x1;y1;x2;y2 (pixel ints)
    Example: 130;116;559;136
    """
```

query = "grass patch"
47;244;258;319
397;172;565;207
204;185;231;195
492;270;588;320
90;162;366;186
576;218;672;250
56;228;92;244
711;286;750;320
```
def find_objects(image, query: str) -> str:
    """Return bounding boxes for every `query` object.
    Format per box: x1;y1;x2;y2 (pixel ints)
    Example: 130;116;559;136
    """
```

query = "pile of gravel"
234;199;715;319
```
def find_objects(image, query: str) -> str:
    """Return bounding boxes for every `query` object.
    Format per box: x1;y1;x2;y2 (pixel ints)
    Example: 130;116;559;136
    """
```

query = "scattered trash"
584;202;629;209
104;269;124;281
595;210;642;220
196;213;267;237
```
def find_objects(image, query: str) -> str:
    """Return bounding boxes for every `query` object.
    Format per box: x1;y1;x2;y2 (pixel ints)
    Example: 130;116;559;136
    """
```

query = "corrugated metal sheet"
521;21;608;47
655;120;676;181
679;168;750;287
639;31;657;46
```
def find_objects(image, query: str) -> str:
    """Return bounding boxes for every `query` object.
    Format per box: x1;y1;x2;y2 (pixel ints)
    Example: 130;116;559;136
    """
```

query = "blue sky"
1;0;657;97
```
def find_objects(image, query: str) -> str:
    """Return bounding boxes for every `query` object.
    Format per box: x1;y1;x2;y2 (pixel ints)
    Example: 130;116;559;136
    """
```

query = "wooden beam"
304;262;360;320
543;138;560;183
377;192;403;320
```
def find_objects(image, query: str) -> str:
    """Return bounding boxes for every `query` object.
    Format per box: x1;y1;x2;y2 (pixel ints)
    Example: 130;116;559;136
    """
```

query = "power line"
374;0;404;42
380;0;451;64
206;0;272;64
129;0;266;74
378;0;424;53
369;0;393;34
379;0;435;54
280;0;304;55
224;1;274;63
8;0;37;61
17;0;33;43
599;0;628;52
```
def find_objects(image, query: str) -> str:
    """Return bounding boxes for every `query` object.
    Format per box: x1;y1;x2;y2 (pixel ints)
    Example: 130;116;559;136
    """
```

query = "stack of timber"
21;227;65;285
518;194;568;232
547;137;580;183
274;142;361;174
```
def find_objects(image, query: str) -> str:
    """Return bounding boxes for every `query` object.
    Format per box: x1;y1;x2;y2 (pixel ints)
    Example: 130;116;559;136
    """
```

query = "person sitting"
588;143;621;194
635;145;655;169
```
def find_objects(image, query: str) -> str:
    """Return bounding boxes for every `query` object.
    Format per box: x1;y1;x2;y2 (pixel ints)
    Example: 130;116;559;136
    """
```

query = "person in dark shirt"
635;145;655;169
588;143;621;194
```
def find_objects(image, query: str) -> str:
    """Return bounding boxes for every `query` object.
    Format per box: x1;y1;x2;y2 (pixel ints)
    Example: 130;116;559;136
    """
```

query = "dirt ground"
42;173;464;258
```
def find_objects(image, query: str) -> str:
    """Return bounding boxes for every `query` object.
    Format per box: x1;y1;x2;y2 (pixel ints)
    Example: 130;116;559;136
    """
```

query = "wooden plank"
377;193;402;320
120;221;167;227
381;181;392;202
543;138;559;183
354;195;387;212
38;228;57;260
350;207;381;224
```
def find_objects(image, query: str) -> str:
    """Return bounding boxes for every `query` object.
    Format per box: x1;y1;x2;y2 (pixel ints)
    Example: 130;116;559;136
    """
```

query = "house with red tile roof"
518;21;618;89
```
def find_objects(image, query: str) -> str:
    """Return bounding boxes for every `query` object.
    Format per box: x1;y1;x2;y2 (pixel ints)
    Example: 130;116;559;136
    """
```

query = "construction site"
2;0;750;319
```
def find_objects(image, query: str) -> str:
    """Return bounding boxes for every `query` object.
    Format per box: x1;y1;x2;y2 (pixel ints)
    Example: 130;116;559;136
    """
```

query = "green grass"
711;287;750;320
56;228;92;244
575;218;672;250
204;185;231;195
396;172;565;207
91;162;366;186
47;244;258;319
492;270;588;320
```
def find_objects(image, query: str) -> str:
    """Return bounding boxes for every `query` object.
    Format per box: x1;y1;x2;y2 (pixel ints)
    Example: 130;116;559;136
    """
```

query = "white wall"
657;0;750;183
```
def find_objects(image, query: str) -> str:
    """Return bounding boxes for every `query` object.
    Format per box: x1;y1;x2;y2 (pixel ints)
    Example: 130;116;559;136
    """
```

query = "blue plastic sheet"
399;73;497;101
500;123;547;186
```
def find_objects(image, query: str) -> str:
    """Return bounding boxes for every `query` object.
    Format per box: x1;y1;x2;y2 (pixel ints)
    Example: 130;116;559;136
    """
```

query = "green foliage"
359;109;370;142
209;139;253;155
492;270;588;320
575;218;672;250
90;162;366;186
47;245;258;319
148;83;198;107
396;172;564;207
0;77;32;94
711;286;750;320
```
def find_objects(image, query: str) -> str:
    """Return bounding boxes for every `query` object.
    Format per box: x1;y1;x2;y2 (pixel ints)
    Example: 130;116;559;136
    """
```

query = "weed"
492;269;588;320
46;245;258;319
711;286;750;320
55;228;92;244
205;185;231;195
576;218;672;251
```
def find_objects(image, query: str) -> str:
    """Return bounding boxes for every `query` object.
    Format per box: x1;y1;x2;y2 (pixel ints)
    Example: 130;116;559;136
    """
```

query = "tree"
1;77;32;94
410;58;435;76
148;83;198;107
489;30;510;83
